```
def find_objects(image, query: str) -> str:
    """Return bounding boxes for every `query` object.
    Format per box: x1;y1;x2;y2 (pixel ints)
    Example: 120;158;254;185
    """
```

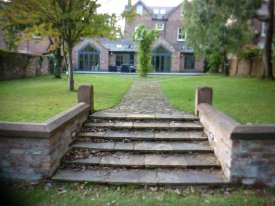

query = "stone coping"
0;103;90;139
198;103;275;140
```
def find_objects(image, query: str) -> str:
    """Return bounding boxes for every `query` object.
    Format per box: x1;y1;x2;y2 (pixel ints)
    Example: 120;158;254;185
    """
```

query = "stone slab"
104;131;132;139
131;131;155;139
100;153;144;167
144;154;187;167
185;154;220;167
133;122;170;129
85;122;114;128
52;169;110;183
126;113;155;120
134;142;172;152
64;156;101;165
72;142;115;151
114;142;134;151
169;122;203;129
90;112;126;119
108;169;158;185
188;132;206;139
170;142;212;152
78;132;105;138
114;122;133;129
155;131;189;140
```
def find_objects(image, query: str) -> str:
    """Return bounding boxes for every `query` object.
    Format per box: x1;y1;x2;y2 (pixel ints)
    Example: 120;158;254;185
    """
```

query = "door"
152;46;171;72
184;53;195;69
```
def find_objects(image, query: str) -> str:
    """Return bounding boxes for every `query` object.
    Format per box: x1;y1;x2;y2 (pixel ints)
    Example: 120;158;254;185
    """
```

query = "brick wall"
166;6;182;45
0;103;90;181
0;51;48;81
229;56;275;78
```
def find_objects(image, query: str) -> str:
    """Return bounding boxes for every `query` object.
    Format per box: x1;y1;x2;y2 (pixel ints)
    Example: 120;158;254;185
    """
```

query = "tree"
182;0;262;74
262;0;274;79
132;24;159;77
0;0;118;90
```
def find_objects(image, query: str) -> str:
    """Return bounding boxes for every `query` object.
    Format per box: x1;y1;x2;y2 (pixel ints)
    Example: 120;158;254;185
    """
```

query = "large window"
116;53;134;66
152;45;171;73
78;44;99;71
177;28;186;41
136;5;143;15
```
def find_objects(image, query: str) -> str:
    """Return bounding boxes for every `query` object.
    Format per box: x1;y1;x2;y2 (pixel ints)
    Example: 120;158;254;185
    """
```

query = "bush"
237;44;262;60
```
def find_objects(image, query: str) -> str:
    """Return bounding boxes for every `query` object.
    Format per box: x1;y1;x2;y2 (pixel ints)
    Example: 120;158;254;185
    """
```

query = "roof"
99;38;136;52
129;0;183;20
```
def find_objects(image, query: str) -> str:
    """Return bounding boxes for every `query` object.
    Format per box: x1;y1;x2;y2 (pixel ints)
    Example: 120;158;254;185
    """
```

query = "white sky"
97;0;183;29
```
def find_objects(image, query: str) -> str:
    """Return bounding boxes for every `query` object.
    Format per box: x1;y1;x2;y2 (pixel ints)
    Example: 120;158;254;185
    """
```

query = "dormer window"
160;9;166;14
155;23;164;31
154;9;159;14
136;5;143;15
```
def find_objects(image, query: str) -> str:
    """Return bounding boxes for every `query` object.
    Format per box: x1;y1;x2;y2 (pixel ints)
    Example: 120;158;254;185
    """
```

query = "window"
155;23;164;31
154;9;159;14
78;44;99;71
136;5;143;15
181;7;184;16
177;28;186;41
116;53;134;66
160;9;166;14
261;22;267;37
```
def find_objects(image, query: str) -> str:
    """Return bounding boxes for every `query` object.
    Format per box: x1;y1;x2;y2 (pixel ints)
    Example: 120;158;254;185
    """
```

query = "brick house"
73;0;204;73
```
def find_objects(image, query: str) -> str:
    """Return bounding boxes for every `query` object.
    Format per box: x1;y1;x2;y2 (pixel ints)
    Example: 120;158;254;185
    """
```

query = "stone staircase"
52;112;226;185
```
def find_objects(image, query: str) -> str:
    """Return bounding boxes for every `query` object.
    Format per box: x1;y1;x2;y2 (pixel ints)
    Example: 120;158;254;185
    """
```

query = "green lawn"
4;183;275;206
160;75;275;124
0;74;275;124
0;74;134;122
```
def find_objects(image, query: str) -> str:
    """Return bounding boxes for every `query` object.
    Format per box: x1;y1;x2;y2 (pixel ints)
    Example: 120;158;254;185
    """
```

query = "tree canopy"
182;0;262;74
0;0;119;90
132;24;159;77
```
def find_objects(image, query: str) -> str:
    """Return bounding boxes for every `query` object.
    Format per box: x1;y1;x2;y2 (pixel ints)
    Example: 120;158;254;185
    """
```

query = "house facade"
72;0;204;73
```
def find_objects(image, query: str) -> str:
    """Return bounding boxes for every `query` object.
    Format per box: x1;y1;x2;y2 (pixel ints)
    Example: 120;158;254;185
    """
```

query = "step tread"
52;168;227;185
90;112;199;121
78;131;207;141
71;141;213;152
84;121;203;130
64;153;220;168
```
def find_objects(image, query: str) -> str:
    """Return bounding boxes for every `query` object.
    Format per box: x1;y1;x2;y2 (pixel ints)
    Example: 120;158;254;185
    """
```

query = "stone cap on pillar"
195;87;213;116
78;85;94;113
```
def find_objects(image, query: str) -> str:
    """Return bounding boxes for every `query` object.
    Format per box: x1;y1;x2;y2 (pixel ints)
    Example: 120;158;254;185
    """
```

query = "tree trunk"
235;59;239;76
263;0;274;80
54;47;62;79
67;44;74;91
249;59;253;76
223;55;229;76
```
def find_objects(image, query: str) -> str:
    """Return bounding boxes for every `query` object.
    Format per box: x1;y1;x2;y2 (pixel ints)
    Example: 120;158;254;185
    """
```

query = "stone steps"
89;112;199;121
71;141;213;153
84;121;203;131
52;168;226;185
78;130;207;141
52;111;225;186
63;153;220;168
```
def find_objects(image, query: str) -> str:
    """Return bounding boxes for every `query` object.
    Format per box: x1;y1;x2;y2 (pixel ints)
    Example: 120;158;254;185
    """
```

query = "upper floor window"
136;5;143;15
154;9;159;14
261;22;267;37
160;9;166;15
181;7;184;16
155;23;164;31
177;28;186;41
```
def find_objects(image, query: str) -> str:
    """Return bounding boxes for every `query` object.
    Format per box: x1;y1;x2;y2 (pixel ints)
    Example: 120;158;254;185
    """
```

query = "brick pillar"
78;85;94;113
195;87;213;116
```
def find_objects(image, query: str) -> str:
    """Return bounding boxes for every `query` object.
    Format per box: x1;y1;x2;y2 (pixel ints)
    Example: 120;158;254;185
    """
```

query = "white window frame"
261;22;267;37
177;28;186;41
160;9;166;15
136;5;143;15
155;23;164;31
153;9;159;14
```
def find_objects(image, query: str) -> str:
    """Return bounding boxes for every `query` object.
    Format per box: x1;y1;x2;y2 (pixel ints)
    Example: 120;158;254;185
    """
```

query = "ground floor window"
152;45;171;72
184;53;195;69
78;44;99;71
115;53;134;66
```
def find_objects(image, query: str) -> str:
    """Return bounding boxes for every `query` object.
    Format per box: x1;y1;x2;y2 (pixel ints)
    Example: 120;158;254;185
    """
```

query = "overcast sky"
97;0;183;29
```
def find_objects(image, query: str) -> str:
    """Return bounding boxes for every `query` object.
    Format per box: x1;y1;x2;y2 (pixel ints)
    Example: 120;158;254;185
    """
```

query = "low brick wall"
196;89;275;186
0;85;93;181
0;51;48;81
229;56;275;78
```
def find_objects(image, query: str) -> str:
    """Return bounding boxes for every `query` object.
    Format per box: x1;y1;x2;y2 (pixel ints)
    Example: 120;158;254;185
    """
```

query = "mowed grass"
0;74;134;122
4;183;275;206
160;75;275;124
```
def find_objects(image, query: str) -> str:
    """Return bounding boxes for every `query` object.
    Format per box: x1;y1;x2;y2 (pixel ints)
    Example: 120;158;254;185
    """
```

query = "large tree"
0;0;118;90
182;0;262;74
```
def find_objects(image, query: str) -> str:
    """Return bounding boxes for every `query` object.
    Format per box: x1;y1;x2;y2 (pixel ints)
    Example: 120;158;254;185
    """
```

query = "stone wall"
0;85;93;181
196;88;275;186
0;51;48;81
229;56;275;78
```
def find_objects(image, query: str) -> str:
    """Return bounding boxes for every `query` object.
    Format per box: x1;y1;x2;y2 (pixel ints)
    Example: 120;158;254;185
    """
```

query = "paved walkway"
105;81;181;114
